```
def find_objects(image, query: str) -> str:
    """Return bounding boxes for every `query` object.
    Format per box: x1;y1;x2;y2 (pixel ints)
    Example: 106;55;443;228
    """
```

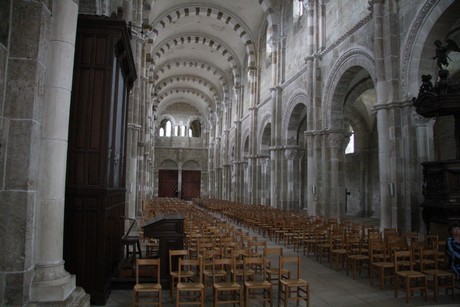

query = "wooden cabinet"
64;14;136;305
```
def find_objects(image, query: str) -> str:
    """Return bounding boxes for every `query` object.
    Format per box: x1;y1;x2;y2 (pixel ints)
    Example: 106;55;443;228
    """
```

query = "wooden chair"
176;258;205;307
212;257;243;307
436;241;448;270
243;256;273;307
303;226;323;257
404;232;419;248
316;229;332;264
329;233;347;271
419;248;455;301
248;240;267;257
346;235;369;279
132;258;162;307
263;247;290;285
273;220;285;244
169;249;194;302
393;250;428;303
411;240;429;271
278;255;310;307
369;240;394;290
292;225;307;252
202;249;225;296
424;234;439;250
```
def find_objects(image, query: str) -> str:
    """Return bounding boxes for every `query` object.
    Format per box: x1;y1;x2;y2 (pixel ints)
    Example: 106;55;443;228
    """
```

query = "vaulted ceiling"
144;0;276;126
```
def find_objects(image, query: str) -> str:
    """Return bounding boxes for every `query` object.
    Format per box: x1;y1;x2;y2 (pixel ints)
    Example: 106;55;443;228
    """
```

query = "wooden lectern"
142;214;185;287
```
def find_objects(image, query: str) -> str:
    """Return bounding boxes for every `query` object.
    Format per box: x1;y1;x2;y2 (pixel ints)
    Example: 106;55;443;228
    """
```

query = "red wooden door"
158;169;178;197
182;170;201;200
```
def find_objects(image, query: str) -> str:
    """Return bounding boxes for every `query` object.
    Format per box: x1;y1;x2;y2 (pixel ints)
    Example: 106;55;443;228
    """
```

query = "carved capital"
328;133;347;149
284;146;304;160
412;110;433;126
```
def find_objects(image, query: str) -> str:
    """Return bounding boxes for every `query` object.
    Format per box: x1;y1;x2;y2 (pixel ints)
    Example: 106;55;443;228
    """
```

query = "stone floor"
93;216;460;307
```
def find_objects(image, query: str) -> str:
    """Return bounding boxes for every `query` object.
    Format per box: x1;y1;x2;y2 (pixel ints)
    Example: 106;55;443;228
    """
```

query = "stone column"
413;111;434;233
247;66;258;205
242;161;249;203
327;132;347;218
284;146;304;211
372;0;392;229
31;1;88;304
259;157;270;205
248;105;258;205
214;137;221;198
375;104;392;228
270;85;283;209
177;164;182;199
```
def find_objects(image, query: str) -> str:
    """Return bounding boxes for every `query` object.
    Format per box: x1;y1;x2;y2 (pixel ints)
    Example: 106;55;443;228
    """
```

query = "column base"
28;286;90;307
30;262;78;302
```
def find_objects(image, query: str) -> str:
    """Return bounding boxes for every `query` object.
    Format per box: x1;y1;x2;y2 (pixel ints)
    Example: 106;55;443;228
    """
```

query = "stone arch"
186;116;203;138
157;115;176;128
182;160;201;170
152;34;242;86
323;47;376;130
260;0;280;44
241;127;251;158
150;4;257;67
152;58;230;102
258;114;272;155
402;0;460;98
158;159;178;169
282;90;308;145
154;75;221;102
156;87;214;110
343;77;376;151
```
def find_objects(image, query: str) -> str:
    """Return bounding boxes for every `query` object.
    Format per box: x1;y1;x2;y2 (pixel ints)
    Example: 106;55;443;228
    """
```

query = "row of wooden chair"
170;250;309;307
195;198;457;303
138;199;310;306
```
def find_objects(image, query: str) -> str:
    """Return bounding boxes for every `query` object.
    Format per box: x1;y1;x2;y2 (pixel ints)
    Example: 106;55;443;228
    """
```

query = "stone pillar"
375;104;392;228
216;167;222;199
305;131;316;215
413;111;434;233
270;86;283;209
247;65;258;205
304;1;321;216
214;136;222;198
177;164;182;199
30;1;88;304
414;113;433;159
372;0;392;229
285;146;304;211
242;161;249;203
248;105;258;204
259;157;270;205
327;132;347;218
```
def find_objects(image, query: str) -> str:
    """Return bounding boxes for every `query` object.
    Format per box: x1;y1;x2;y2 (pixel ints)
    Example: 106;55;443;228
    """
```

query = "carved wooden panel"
158;169;178;197
182;170;201;200
64;14;136;305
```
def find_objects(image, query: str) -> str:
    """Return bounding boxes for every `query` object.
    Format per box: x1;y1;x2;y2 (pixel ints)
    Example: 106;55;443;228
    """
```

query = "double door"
158;169;201;200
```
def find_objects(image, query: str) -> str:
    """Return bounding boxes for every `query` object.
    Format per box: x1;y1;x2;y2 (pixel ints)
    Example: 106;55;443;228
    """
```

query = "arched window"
345;130;355;154
266;25;273;66
189;120;202;137
165;120;172;137
159;119;172;137
293;0;304;19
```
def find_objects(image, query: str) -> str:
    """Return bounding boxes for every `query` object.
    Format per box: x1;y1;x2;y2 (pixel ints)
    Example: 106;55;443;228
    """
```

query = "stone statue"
419;74;433;94
433;39;460;70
